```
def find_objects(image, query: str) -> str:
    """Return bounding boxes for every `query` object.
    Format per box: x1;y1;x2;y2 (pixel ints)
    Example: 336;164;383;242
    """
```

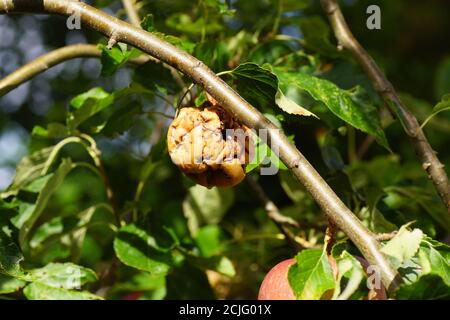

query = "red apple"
122;291;143;300
258;258;296;300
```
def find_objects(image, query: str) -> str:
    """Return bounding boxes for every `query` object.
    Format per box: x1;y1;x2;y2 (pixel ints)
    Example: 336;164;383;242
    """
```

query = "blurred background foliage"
0;0;449;299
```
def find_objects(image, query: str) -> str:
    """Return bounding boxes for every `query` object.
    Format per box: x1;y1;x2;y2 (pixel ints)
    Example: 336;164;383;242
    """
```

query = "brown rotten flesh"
167;104;252;188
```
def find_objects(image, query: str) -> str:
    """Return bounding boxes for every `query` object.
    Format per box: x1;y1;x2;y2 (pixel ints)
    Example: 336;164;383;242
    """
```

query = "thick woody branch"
0;0;400;291
0;44;150;97
320;0;450;214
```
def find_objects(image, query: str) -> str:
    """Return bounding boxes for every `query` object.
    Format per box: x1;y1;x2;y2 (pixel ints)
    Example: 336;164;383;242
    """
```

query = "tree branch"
320;0;450;214
0;0;400;292
0;44;97;96
0;44;150;97
121;0;141;27
246;176;307;251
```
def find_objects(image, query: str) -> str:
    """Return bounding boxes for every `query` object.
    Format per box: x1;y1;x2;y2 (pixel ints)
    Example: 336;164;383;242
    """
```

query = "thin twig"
247;175;318;251
80;134;122;227
0;0;400;292
320;0;450;214
121;0;141;27
375;231;397;242
356;135;375;160
0;44;151;97
325;218;337;256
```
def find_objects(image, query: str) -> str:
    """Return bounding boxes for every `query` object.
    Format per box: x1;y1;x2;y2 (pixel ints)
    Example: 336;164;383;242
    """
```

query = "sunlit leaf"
114;224;172;276
195;225;225;257
23;282;102;300
275;90;318;118
421;94;450;129
381;224;423;266
19;159;75;247
26;263;97;289
332;251;364;300
99;43;140;76
274;69;389;148
288;248;335;299
0;273;26;294
68;87;115;130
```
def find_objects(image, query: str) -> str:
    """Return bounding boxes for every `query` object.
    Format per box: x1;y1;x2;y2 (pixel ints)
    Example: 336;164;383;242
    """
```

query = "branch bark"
320;0;450;214
0;0;400;292
0;44;150;97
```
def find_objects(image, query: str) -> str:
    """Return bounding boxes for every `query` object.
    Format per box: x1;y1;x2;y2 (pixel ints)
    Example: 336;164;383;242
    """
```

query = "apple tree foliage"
0;0;449;300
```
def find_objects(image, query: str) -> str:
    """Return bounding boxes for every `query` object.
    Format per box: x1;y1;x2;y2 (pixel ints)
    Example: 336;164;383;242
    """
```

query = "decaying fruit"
167;102;252;188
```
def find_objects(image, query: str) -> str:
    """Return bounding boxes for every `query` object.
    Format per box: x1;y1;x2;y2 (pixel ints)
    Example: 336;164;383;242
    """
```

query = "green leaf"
182;185;234;235
111;271;166;293
332;251;364;300
133;62;180;95
275;89;318;118
230;63;278;110
5;148;52;192
195;225;225;257
71;87;111;110
0;229;24;277
140;14;156;32
246;133;288;173
68;206;101;262
68;87;115;130
4;137;87;195
67;83;169;132
274;69;389;148
23;282;102;300
100;103;142;136
32;123;69;139
418;238;450;286
26;263;97;289
141;14;195;52
194;41;230;72
114;224;172;276
299;16;339;57
381;224;423;267
394;237;450;298
27;204;106;262
195;91;207;107
361;188;398;233
385;186;450;233
288;248;335;299
187;255;236;277
204;0;236;15
99;43;136;76
0;273;26;294
29;217;64;249
396;274;450;299
166;13;223;35
19;159;75;247
421;94;450;129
